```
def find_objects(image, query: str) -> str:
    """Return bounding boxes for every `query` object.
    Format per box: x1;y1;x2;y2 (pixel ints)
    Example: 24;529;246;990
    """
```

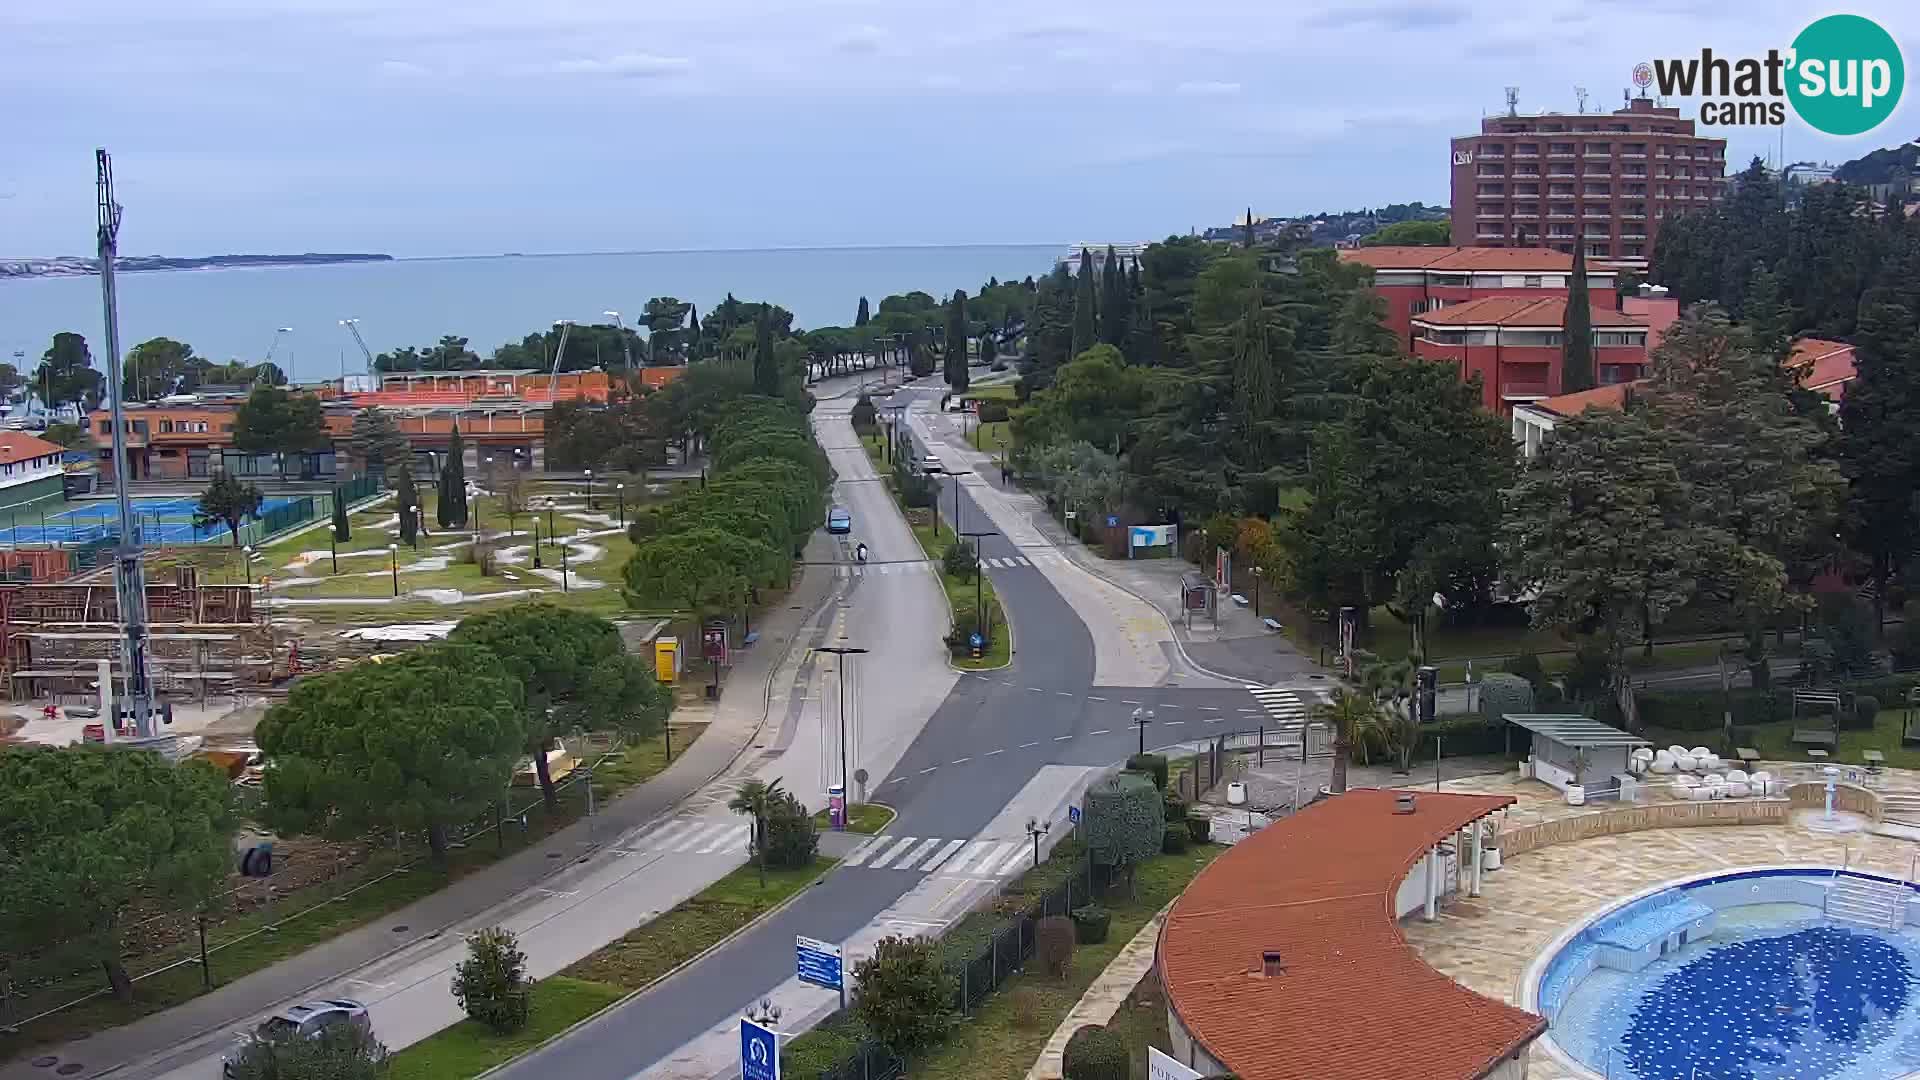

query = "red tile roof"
0;431;66;466
1413;295;1644;329
1160;788;1541;1080
1529;383;1639;417
1785;337;1855;398
1339;246;1580;272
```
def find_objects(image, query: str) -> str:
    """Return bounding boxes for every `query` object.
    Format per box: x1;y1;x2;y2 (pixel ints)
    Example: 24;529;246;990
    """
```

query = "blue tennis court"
0;495;310;547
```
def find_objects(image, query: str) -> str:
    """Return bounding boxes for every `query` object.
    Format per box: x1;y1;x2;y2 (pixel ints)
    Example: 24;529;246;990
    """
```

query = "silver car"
222;1000;370;1076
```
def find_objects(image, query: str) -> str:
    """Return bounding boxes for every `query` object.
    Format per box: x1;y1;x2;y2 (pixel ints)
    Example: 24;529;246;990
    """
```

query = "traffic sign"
740;1018;780;1080
1106;515;1119;528
796;935;843;992
1068;805;1082;825
969;632;984;649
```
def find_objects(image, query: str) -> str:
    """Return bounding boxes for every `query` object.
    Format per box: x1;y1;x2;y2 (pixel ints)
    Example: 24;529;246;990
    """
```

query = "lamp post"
616;483;625;527
531;519;543;569
1132;706;1155;756
602;310;634;369
1025;816;1051;869
561;539;569;592
814;646;868;828
961;529;997;650
388;543;399;597
584;468;595;511
241;545;253;585
939;469;972;539
1252;566;1263;618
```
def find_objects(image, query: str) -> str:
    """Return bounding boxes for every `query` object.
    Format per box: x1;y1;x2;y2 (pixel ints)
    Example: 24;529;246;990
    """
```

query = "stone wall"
1786;779;1882;820
1502;798;1790;856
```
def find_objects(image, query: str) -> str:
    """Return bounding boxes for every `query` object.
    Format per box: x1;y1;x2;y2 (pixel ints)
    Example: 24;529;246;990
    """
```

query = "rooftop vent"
1260;950;1286;977
1394;792;1417;815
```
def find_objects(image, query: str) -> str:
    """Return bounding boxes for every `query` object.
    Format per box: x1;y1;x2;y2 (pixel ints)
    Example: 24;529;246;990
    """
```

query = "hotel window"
160;419;174;433
1523;275;1543;287
1594;331;1644;347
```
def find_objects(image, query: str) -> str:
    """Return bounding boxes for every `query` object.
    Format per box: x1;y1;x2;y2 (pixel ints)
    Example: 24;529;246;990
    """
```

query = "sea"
0;245;1061;383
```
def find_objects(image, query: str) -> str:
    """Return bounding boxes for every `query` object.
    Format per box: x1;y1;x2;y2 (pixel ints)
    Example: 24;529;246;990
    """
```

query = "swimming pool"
0;495;310;546
1531;868;1920;1080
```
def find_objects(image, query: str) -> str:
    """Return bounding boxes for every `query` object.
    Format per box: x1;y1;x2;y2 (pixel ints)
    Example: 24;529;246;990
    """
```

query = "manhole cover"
31;1057;57;1068
56;1065;83;1075
391;925;409;933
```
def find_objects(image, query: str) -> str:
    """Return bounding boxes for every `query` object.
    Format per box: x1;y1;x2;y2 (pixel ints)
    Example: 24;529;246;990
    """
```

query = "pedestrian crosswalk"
1248;686;1311;724
620;818;752;857
842;834;1035;879
834;553;1059;578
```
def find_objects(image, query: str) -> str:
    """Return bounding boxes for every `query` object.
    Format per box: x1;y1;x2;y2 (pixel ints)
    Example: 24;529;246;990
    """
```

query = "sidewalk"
2;537;845;1080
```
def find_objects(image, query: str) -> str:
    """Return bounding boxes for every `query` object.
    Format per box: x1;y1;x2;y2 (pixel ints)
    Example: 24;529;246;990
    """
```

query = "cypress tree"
1101;247;1131;348
685;304;701;361
1560;245;1595;393
753;306;778;394
438;424;468;528
856;297;871;327
397;466;419;548
331;486;350;542
944;290;968;389
1243;206;1256;249
1071;248;1097;359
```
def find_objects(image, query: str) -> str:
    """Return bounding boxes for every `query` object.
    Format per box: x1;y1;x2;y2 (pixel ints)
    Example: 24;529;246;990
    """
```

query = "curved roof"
1160;788;1544;1080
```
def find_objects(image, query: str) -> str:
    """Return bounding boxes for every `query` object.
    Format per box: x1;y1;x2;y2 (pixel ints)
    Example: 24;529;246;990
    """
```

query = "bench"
1791;727;1838;749
1231;593;1249;608
1262;618;1283;633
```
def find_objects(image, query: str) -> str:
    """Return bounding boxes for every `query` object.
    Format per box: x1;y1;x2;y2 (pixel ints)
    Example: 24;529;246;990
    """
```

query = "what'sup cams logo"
1635;14;1904;135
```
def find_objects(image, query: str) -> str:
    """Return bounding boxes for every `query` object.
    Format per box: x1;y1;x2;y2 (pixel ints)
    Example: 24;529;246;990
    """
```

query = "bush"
977;399;1011;423
1009;986;1046;1029
1848;696;1881;731
1162;792;1188;822
1504;652;1545;691
1070;906;1111;944
1162;824;1188;854
851;393;878;431
851;934;954;1055
1186;814;1212;844
943;539;977;582
1062;1025;1130;1080
225;1021;390;1080
762;792;820;869
451;926;532;1034
1478;672;1534;723
1036;915;1076;978
1085;771;1163;869
1126;753;1168;790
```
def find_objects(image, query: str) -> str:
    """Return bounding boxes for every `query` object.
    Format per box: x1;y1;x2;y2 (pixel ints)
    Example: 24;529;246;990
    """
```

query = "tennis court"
0;495;312;547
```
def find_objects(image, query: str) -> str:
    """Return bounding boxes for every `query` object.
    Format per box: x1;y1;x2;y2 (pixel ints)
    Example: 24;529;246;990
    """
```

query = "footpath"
3;534;845;1080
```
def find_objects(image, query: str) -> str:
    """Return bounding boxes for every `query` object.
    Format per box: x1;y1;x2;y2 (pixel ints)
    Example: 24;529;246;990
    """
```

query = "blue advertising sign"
796;935;843;992
740;1018;780;1080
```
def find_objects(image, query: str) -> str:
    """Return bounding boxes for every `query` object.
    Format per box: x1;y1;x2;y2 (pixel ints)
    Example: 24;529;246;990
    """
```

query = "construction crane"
96;147;157;739
339;318;375;377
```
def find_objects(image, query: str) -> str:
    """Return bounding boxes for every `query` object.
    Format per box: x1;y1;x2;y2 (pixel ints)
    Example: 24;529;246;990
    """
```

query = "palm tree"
727;777;785;884
1313;690;1387;795
1359;657;1419;773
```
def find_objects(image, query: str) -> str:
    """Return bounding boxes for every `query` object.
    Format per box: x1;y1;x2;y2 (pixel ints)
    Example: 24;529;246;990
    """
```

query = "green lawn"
561;857;837;990
387;977;626;1080
1645;709;1920;770
1102;971;1174;1080
969;419;1012;455
781;840;1222;1080
812;802;894;834
0;732;688;1058
911;522;1013;670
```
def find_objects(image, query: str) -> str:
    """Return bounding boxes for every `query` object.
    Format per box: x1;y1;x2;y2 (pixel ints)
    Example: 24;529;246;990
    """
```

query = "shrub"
762;792;820;869
225;1021;390;1080
1848;696;1881;732
851;934;954;1055
1036;915;1076;978
1085;771;1163;870
1009;986;1046;1029
1162;792;1188;822
1478;672;1534;723
943;539;977;582
451;926;532;1034
1504;651;1545;690
1070;906;1111;944
1062;1025;1130;1080
977;399;1011;423
1186;814;1212;844
1126;753;1168;790
851;394;878;431
1162;824;1188;854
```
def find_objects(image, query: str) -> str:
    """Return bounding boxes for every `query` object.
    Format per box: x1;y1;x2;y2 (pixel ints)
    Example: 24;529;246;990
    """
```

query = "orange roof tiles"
1339;246;1579;272
1413;295;1644;329
0;431;67;466
1785;337;1855;397
1160;788;1541;1080
1531;383;1639;417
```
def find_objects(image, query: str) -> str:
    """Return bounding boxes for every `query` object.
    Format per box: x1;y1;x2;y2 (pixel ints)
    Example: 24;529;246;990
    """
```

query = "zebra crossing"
841;834;1036;879
620;817;752;857
1247;685;1312;725
833;553;1058;578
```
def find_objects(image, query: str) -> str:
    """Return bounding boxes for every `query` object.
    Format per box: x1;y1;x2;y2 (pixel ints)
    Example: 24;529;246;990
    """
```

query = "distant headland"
0;253;394;279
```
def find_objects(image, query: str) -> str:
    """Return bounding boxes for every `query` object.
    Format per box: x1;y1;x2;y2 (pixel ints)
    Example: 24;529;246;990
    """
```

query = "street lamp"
1025;816;1051;869
939;469;972;539
616;483;625;527
561;538;570;592
584;468;594;511
602;310;634;369
241;544;253;585
814;646;869;829
1252;566;1263;618
388;543;399;597
531;519;543;569
961;529;998;653
1132;706;1156;756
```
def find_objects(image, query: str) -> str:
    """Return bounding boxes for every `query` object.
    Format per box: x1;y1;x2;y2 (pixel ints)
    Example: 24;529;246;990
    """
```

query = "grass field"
387;977;626;1080
812;802;894;834
912;522;1012;670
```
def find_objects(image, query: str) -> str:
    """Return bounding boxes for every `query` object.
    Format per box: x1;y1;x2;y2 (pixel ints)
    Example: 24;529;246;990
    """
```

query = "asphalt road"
495;386;1280;1080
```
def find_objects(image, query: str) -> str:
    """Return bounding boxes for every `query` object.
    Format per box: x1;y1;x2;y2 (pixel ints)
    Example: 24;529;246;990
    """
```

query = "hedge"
1634;674;1920;733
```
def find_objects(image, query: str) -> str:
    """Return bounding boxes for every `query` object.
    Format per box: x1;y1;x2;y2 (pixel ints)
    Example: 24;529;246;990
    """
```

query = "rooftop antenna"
1575;86;1588;114
1504;86;1519;116
95;148;156;739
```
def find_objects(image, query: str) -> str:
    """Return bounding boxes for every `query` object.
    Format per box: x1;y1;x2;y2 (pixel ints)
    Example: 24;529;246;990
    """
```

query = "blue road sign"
796;935;843;992
969;632;985;649
1068;805;1082;824
1106;515;1119;527
740;1018;780;1080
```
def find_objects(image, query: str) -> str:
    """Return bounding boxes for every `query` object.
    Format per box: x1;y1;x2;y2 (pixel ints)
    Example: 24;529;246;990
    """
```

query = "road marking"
1028;687;1045;693
897;838;943;869
843;835;889;867
1121;699;1142;705
1019;741;1040;748
1002;680;1015;686
1205;718;1224;724
1239;707;1260;713
951;757;971;765
985;748;1005;756
945;840;1006;876
697;824;749;854
1201;706;1221;711
920;767;939;774
918;839;967;872
991;844;1035;876
1056;691;1074;697
1054;734;1073;741
866;837;918;869
1089;728;1110;735
1160;703;1181;709
1165;720;1186;725
1086;696;1107;702
888;777;907;784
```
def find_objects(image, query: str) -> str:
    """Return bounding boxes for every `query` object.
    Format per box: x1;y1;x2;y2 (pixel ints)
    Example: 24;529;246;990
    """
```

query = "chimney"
1394;792;1417;815
1261;950;1285;977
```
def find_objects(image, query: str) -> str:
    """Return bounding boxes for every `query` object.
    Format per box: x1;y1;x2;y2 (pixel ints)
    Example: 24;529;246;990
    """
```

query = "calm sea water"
0;245;1059;382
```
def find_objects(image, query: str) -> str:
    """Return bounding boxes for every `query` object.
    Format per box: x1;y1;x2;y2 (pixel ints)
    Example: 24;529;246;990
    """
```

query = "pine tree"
752;307;778;395
438;424;468;528
1839;233;1920;635
1071;248;1097;359
1560;244;1595;393
331;487;350;542
856;297;870;327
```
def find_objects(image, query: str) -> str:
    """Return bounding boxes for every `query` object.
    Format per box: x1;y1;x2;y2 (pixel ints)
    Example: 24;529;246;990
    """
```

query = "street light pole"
1133;706;1156;756
814;647;868;828
945;469;972;540
603;311;633;370
616;483;625;527
961;529;998;648
584;468;594;511
241;545;253;584
388;543;399;597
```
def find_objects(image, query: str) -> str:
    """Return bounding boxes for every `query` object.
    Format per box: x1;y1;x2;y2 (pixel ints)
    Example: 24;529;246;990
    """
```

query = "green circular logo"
1787;14;1905;136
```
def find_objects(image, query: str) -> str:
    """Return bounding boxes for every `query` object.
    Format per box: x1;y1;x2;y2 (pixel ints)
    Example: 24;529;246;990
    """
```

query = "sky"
4;0;1918;258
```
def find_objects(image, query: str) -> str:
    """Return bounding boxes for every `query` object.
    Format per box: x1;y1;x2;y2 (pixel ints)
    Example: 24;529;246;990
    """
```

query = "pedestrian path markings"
1247;686;1310;724
842;834;1033;878
621;818;751;856
834;554;1054;577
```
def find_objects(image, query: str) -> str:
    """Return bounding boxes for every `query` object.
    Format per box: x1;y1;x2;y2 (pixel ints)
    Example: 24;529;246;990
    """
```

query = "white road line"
984;748;1005;756
920;766;939;774
943;840;998;875
1087;696;1107;702
992;844;1034;876
1054;734;1073;741
1161;704;1182;709
1020;741;1040;748
1205;718;1224;724
1121;699;1142;705
1028;687;1045;693
664;822;723;852
895;838;942;869
917;839;967;872
1165;720;1186;725
843;835;889;867
951;757;971;765
638;820;696;851
888;777;908;785
1056;691;1074;697
866;837;918;869
1201;706;1221;711
697;824;749;854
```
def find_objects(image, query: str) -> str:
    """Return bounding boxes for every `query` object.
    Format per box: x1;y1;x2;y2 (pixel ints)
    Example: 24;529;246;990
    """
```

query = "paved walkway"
0;536;844;1080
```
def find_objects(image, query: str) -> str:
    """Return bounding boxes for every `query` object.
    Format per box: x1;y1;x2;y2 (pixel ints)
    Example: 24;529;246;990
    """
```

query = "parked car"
920;455;944;475
222;1000;371;1076
826;507;852;534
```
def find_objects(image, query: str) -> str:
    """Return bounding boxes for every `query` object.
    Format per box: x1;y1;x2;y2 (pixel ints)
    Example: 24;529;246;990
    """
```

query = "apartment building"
1450;96;1727;268
1410;296;1651;412
1337;246;1617;352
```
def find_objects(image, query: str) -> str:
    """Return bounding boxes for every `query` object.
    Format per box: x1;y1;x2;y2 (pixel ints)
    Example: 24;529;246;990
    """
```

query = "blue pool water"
0;495;306;546
1546;874;1920;1080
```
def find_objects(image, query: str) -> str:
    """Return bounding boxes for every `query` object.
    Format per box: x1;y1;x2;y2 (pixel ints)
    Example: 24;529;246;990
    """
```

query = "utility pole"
815;647;868;823
961;529;997;651
96;149;156;738
603;311;634;369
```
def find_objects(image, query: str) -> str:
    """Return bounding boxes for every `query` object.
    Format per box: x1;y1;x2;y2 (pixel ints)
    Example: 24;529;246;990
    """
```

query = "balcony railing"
1512;151;1540;159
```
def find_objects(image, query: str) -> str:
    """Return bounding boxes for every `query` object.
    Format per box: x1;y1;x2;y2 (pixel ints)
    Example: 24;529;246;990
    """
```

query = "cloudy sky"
4;0;1917;257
